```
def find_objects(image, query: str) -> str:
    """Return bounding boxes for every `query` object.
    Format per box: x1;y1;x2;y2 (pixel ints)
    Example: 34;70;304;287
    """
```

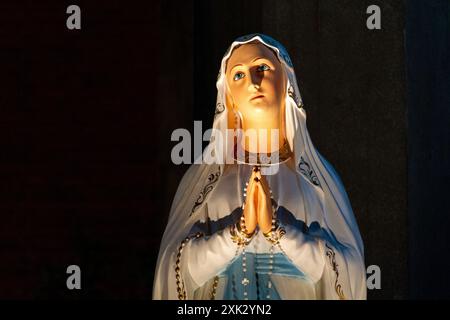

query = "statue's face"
226;42;286;121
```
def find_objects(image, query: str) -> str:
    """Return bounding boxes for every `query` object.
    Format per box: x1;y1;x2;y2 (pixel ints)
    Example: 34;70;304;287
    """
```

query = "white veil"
153;34;366;300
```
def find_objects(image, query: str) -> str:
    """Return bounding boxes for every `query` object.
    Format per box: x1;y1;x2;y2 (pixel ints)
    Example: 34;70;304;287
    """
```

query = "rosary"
229;165;286;299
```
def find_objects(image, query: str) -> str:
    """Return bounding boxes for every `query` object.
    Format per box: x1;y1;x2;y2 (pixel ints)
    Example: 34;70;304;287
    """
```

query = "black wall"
406;0;450;299
1;1;163;299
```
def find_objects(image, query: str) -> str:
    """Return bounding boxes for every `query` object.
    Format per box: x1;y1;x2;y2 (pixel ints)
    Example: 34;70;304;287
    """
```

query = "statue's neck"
234;137;292;166
239;123;286;154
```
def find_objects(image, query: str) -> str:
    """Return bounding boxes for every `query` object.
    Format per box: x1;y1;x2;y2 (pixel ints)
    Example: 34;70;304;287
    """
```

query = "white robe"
152;33;366;300
175;159;363;299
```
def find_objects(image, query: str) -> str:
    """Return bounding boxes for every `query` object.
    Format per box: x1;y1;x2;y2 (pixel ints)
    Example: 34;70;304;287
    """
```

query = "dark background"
406;0;450;299
0;0;448;299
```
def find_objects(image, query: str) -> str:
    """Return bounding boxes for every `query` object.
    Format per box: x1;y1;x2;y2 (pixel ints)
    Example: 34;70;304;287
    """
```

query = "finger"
247;174;258;196
256;180;268;202
245;176;258;211
257;176;271;197
258;171;268;187
245;187;258;226
246;170;257;194
245;203;257;221
260;174;270;192
245;183;258;210
254;171;263;186
253;183;259;205
256;184;272;222
255;170;270;193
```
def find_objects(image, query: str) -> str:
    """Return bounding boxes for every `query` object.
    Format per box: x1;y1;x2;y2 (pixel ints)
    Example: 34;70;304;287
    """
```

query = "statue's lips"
249;94;265;101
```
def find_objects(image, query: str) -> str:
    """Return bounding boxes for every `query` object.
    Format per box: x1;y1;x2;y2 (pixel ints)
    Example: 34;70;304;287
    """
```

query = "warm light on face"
226;43;287;121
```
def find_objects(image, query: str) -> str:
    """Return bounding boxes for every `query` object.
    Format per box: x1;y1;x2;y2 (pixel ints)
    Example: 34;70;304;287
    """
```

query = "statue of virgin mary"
153;34;366;300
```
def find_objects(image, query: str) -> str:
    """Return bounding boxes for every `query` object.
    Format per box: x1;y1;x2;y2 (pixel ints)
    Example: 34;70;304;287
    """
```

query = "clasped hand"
242;166;273;235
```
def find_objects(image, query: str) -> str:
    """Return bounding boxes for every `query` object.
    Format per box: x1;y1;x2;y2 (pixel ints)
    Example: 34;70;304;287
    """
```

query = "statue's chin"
249;97;266;105
249;103;274;115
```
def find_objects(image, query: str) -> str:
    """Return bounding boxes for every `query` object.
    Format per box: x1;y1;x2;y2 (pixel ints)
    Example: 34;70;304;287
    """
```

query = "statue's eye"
257;64;270;72
233;72;245;81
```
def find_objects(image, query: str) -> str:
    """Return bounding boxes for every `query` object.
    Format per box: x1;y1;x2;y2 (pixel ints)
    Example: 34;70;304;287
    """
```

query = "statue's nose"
248;83;260;93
